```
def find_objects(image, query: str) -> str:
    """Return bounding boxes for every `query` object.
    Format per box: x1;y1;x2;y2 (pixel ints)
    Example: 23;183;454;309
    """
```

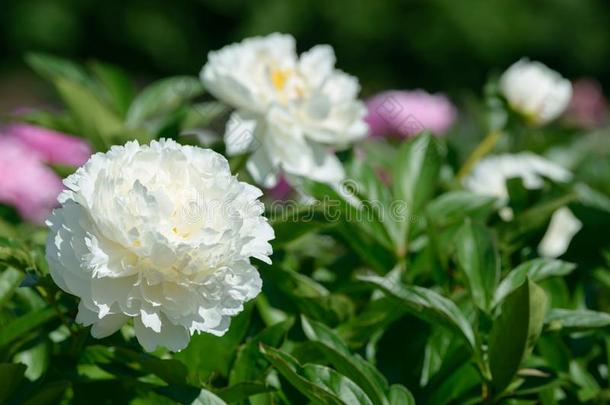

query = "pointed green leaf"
302;364;373;405
545;309;610;331
488;278;548;395
300;316;388;405
455;220;500;312
260;344;345;405
126;76;204;126
393;132;441;213
494;259;576;307
359;274;475;349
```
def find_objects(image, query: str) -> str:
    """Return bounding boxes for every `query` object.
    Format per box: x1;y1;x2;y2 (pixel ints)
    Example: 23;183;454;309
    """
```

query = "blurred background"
2;0;610;112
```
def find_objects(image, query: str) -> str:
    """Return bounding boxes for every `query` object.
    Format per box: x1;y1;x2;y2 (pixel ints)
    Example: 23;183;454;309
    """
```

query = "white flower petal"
538;207;582;258
134;315;190;352
90;313;129;339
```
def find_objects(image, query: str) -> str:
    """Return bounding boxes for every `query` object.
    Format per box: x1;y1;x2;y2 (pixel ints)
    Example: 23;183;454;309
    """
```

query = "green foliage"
2;51;610;405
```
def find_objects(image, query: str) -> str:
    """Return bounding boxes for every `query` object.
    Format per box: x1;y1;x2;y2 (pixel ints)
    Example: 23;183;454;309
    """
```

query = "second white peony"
46;139;274;352
500;58;572;125
201;33;368;187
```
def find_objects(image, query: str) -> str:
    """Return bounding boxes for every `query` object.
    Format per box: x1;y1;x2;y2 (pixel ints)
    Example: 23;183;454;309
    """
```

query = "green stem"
457;130;504;180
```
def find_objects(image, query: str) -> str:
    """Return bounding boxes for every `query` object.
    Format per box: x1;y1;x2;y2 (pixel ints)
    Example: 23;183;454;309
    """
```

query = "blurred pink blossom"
0;137;64;223
0;124;92;223
365;90;457;137
564;78;608;130
6;123;92;166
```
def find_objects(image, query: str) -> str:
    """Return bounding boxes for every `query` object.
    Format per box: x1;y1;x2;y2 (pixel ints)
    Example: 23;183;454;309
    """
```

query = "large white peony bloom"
500;59;572;125
201;33;368;187
46;139;274;352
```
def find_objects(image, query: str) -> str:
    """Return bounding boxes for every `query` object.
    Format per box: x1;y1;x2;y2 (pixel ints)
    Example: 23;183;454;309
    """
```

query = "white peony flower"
537;207;582;258
46;139;274;352
201;33;368;187
463;152;572;220
500;58;572;125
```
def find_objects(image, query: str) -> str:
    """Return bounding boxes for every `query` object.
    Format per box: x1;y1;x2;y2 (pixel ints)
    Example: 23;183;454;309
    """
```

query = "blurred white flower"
201;33;367;187
538;207;582;258
463;153;571;220
46;139;273;352
500;59;572;125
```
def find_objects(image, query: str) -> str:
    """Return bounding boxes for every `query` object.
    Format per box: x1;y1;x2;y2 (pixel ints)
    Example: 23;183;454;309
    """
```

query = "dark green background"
1;0;609;109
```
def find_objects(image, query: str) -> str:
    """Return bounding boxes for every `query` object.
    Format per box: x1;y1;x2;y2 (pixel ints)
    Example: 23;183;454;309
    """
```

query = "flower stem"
457;130;503;180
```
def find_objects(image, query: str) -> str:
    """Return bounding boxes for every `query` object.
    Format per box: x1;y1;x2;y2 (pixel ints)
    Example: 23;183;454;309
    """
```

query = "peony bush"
1;34;610;404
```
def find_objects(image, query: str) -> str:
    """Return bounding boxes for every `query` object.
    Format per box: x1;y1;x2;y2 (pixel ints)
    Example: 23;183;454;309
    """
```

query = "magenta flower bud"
365;90;457;138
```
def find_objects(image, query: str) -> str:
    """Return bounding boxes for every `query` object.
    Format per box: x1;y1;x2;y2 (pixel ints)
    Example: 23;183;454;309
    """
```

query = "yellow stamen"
271;68;289;91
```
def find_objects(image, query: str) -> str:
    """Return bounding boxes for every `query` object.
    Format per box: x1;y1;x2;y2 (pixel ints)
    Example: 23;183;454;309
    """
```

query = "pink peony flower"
6;123;92;166
0;137;64;224
365;90;457;137
564;78;608;130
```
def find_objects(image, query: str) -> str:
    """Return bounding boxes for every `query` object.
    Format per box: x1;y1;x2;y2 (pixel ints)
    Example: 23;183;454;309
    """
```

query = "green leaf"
215;382;275;403
388;384;415;405
260;345;360;405
392;133;441;253
494;259;576;307
426;191;497;228
455;220;500;312
271;206;330;248
23;381;69;405
229;318;294;384
359;274;475;349
174;304;252;379
89;61;135;117
488;278;548;395
190;389;227;405
0;363;26;402
25;53;94;90
545;309;610;331
126;76;204;126
264;267;353;324
114;347;188;385
54;77;125;150
0;307;57;348
0;267;24;309
300;316;389;405
302;364;373;405
393;132;441;214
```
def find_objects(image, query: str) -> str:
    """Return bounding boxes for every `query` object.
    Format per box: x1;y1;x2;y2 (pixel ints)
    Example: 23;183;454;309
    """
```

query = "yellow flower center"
271;68;290;91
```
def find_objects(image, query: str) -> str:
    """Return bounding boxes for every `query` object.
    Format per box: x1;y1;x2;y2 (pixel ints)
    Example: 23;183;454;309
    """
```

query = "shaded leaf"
488;279;547;395
0;363;26;402
0;307;57;348
359;274;475;349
